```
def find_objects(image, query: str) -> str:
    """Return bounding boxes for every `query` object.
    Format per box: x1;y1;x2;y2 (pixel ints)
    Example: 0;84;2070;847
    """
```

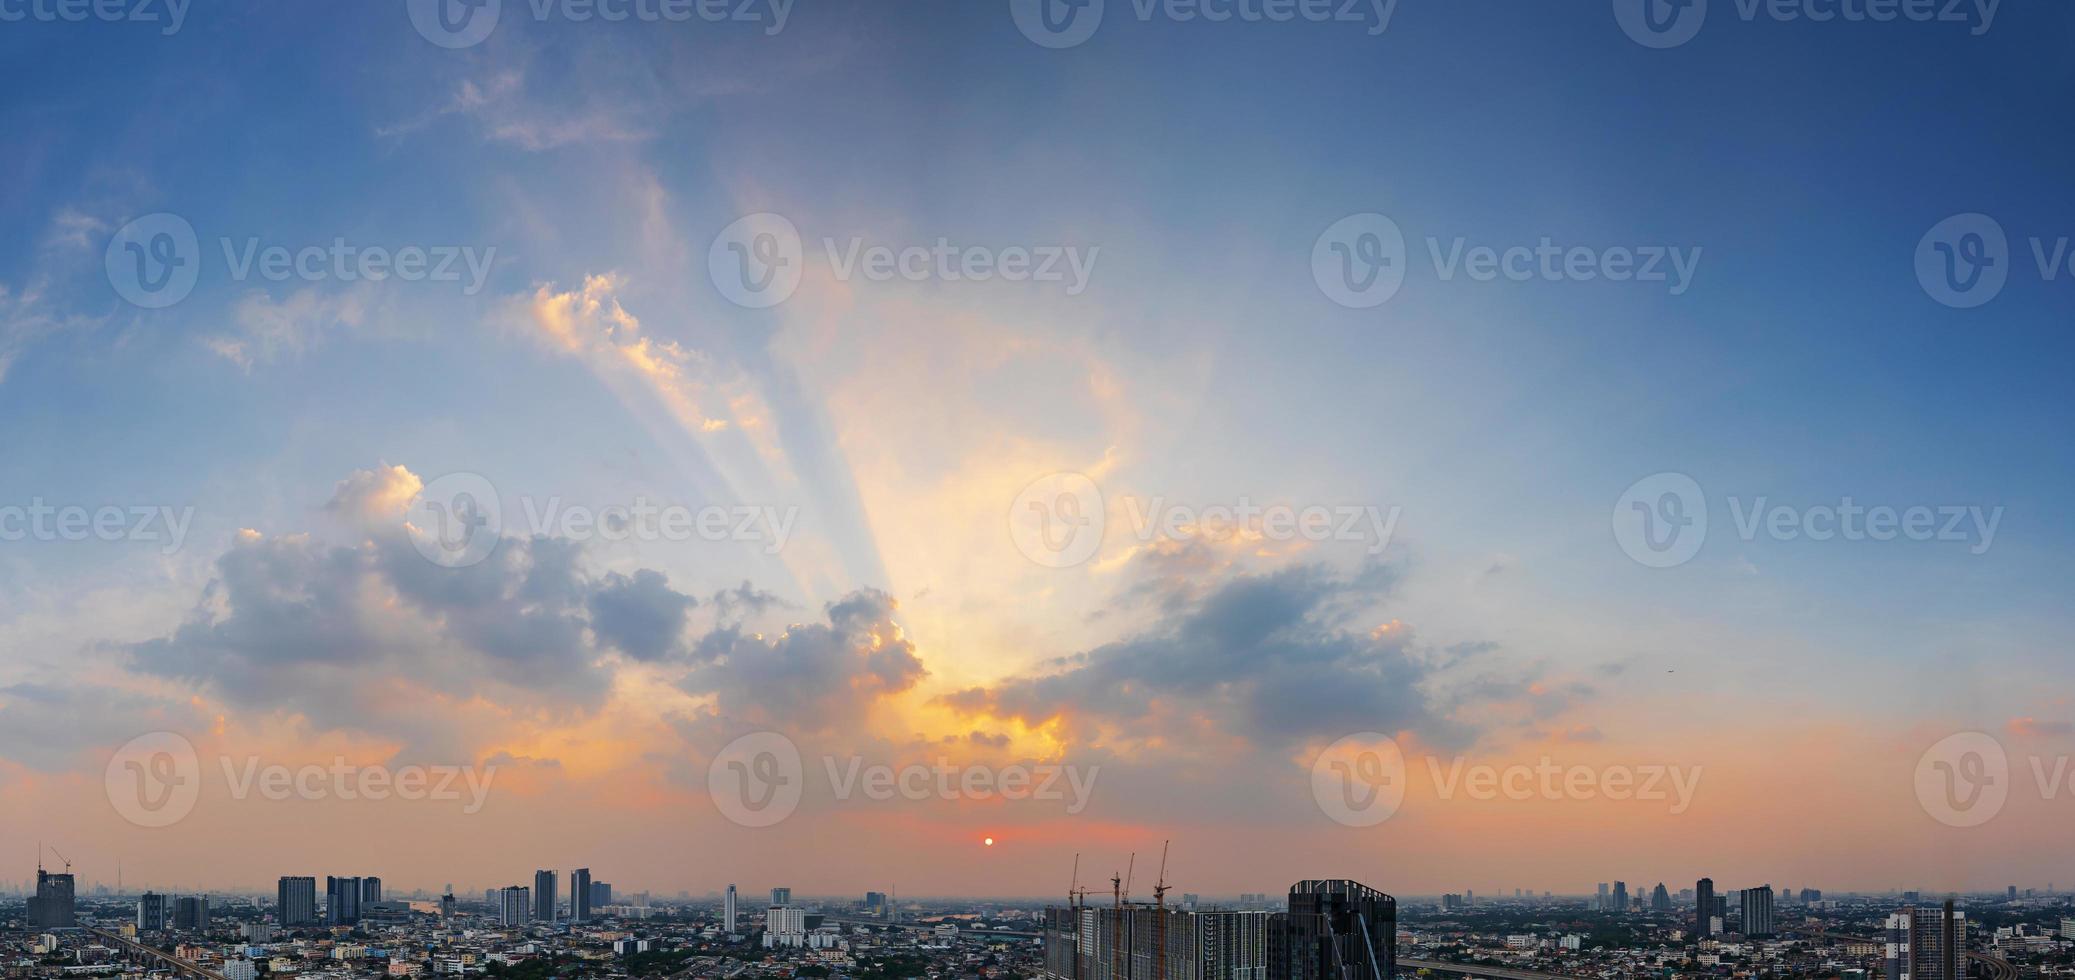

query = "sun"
983;837;995;846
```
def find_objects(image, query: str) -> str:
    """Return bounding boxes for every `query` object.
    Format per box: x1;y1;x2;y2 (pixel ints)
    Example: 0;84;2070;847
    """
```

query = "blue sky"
0;0;2072;894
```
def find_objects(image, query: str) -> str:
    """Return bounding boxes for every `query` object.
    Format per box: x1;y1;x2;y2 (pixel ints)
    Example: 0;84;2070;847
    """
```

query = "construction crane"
50;847;72;875
1152;841;1171;980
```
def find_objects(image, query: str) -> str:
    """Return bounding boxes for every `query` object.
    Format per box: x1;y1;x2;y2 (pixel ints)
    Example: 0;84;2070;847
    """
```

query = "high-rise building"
277;877;318;927
326;876;362;925
361;877;382;907
772;886;792;906
1887;903;1966;980
593;882;612;907
138;892;169;931
500;886;531;927
174;896;210;931
1283;879;1396;980
1695;879;1715;938
572;868;593;923
1742;885;1775;938
1651;884;1671;911
865;890;887;911
1042;903;1278;980
440;892;457;919
725;884;739;934
1610;882;1628;913
534;870;557;922
32;868;77;929
1596;883;1609;910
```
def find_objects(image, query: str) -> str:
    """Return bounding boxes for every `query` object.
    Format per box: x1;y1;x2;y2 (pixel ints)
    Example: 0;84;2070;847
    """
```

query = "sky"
2;0;2074;902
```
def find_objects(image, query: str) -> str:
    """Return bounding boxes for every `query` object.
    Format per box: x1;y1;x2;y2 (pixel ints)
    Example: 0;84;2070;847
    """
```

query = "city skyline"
4;1;2074;903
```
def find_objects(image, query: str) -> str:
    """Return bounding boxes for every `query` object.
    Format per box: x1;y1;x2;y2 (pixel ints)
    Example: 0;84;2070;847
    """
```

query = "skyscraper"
1741;885;1775;938
534;870;557;922
1695;878;1715;938
500;886;531;927
32;867;77;929
138;892;169;931
725;884;739;934
1611;882;1628;913
174;896;210;931
1282;879;1397;980
1651;883;1671;911
572;868;593;923
593;881;612;907
325;876;362;925
1596;883;1609;910
361;877;382;906
1887;903;1966;980
772;886;791;906
277;877;318;927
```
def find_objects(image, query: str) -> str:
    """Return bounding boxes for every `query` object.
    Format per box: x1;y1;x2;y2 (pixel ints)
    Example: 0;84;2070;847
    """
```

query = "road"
1403;958;1579;980
85;928;230;980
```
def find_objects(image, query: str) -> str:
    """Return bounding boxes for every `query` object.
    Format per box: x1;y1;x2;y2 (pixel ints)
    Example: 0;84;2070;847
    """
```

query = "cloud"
0;682;207;771
0;280;96;385
204;288;369;369
681;589;926;734
588;569;697;662
939;562;1483;753
2008;716;2074;738
377;72;650;152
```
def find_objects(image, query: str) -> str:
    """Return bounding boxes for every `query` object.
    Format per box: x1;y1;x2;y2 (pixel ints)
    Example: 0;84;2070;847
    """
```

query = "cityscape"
6;855;2074;980
5;6;2075;980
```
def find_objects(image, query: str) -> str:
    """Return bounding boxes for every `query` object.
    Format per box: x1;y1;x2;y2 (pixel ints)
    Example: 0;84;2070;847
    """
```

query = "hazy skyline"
3;2;2073;898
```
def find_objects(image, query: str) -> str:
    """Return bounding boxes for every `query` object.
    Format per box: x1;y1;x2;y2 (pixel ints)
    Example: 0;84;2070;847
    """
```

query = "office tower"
361;877;382;906
440;892;456;919
725;884;739;934
326;876;362;925
1695;879;1715;937
2008;886;2018;901
1611;882;1628;913
571;868;592;922
533;870;557;922
1742;885;1775;938
174;895;209;931
500;886;531;927
1651;884;1671;911
1887;904;1967;980
278;877;318;927
138;892;169;931
593;882;612;907
1283;879;1397;980
1596;883;1608;910
32;867;77;929
865;890;887;911
772;886;792;906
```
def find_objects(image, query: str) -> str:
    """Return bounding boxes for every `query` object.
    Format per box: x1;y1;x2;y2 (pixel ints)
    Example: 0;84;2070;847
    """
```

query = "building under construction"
1042;879;1394;980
